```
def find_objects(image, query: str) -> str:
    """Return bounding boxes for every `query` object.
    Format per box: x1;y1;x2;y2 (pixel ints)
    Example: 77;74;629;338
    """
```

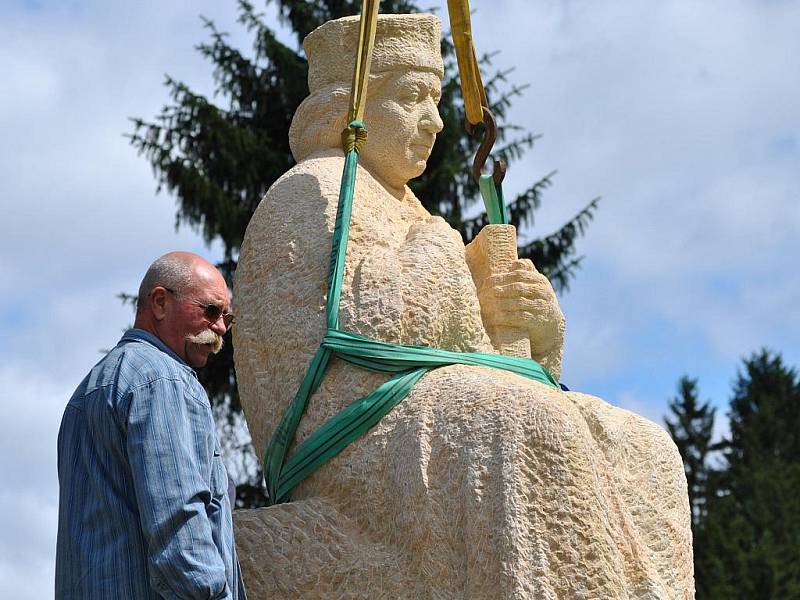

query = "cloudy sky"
1;0;798;596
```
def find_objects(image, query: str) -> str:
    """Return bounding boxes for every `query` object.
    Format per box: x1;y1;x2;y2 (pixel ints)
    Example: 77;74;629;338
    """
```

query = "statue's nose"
420;98;444;134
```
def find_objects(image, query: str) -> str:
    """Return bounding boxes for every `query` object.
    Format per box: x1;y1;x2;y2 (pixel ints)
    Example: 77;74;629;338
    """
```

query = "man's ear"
150;287;168;322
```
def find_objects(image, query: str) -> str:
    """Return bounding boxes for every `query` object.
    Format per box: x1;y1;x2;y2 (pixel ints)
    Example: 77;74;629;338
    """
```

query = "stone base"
234;499;410;599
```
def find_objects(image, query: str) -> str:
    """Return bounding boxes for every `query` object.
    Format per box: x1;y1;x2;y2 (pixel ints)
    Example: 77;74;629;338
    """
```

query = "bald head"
134;252;230;368
136;252;223;315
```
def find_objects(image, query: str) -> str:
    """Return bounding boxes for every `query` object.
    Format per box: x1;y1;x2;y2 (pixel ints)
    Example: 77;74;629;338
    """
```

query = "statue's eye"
400;89;421;104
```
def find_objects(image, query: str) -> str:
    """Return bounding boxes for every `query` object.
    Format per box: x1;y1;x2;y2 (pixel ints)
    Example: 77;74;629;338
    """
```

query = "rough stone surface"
233;13;694;600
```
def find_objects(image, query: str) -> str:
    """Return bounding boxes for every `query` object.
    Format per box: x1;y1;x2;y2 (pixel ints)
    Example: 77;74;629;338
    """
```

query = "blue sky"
1;0;799;596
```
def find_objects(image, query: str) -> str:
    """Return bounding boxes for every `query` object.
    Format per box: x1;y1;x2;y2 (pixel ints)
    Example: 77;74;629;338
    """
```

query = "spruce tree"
128;0;598;502
665;376;716;527
696;350;800;600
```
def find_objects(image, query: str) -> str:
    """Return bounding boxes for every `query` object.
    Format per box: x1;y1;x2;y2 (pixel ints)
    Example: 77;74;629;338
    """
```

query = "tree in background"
692;350;800;599
665;376;716;527
128;0;598;503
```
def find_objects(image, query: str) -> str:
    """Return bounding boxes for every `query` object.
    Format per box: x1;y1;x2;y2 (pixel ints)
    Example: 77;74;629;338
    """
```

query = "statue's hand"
477;259;565;376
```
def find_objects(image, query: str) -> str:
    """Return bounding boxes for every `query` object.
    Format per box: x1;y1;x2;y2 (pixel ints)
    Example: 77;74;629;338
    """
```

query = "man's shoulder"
64;337;199;423
89;337;192;395
119;340;188;385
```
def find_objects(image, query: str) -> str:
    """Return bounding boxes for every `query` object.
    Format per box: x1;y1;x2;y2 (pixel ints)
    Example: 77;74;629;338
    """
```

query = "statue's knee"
505;386;589;453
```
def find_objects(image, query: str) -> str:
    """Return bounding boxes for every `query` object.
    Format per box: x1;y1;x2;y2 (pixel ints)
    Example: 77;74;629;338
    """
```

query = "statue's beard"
186;329;224;354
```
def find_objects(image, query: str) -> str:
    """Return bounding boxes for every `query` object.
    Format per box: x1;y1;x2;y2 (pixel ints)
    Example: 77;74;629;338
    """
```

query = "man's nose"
420;98;444;134
209;316;227;335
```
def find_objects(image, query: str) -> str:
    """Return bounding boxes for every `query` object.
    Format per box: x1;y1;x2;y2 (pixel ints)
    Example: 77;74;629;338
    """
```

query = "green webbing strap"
263;120;558;504
479;174;508;225
324;329;555;383
274;366;428;502
263;120;363;501
326;123;363;330
269;329;557;503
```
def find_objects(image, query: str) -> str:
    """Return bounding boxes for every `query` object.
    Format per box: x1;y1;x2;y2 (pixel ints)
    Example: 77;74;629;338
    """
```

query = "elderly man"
56;252;245;600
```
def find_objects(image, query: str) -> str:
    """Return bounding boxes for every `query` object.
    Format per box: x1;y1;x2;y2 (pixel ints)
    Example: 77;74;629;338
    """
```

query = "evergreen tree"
696;350;800;600
665;376;716;527
128;0;598;502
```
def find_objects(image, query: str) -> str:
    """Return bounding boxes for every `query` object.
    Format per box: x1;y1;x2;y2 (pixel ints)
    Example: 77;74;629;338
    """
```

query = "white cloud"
0;365;66;598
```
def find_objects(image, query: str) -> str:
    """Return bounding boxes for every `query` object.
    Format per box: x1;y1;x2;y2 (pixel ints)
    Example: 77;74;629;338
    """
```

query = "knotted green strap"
263;120;558;505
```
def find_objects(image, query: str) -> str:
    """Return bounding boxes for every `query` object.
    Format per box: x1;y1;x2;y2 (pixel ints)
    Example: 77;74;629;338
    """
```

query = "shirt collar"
120;328;195;374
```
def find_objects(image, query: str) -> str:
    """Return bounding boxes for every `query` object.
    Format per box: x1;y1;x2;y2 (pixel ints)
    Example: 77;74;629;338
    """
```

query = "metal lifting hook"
470;106;507;187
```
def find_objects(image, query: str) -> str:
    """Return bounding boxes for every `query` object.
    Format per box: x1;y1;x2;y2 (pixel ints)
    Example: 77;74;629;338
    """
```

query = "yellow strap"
347;0;381;125
447;0;488;126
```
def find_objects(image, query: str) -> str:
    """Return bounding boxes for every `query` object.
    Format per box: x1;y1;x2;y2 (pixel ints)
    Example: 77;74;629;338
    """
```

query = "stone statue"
233;13;694;599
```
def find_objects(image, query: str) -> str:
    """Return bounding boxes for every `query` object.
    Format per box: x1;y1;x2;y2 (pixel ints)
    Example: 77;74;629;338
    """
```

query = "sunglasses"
163;287;235;330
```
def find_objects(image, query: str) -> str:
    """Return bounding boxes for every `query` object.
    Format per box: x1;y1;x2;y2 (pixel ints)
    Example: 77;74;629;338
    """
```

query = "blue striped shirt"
56;329;246;599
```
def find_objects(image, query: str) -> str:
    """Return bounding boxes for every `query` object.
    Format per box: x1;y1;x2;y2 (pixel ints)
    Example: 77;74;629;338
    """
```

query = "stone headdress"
289;13;444;162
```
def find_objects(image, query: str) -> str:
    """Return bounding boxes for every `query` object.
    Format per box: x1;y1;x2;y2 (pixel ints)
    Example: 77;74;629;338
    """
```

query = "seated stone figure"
233;14;694;600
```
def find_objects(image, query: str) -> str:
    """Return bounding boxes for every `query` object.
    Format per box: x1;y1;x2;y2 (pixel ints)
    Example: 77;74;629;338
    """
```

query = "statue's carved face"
361;70;444;190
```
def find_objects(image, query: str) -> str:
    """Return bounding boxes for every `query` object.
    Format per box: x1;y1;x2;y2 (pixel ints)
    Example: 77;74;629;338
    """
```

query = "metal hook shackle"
471;106;507;187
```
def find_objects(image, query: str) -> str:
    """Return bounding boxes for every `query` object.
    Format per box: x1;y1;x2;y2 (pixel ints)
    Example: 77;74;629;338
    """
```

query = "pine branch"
518;196;600;292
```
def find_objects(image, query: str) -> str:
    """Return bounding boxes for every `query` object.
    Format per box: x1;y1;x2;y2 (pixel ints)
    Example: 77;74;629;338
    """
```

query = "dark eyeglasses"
163;287;235;329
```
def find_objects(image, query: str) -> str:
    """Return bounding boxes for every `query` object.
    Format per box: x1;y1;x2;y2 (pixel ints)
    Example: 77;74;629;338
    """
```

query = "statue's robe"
233;149;694;599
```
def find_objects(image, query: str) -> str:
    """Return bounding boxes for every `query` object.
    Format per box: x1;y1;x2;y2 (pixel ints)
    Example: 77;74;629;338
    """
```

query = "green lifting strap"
479;174;508;225
263;120;559;505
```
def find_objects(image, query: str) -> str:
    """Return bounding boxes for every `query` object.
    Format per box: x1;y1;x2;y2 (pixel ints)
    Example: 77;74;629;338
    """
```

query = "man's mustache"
185;329;224;354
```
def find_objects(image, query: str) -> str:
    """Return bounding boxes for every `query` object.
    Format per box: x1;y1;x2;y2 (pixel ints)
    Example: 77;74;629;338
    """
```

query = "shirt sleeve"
125;376;231;600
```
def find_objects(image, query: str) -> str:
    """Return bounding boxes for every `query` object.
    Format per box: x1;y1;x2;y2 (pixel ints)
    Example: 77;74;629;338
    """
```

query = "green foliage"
129;3;308;268
665;376;717;527
129;0;599;502
686;350;800;599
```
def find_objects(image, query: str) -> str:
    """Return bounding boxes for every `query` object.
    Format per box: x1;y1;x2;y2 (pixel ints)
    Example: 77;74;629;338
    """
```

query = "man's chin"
190;356;209;369
184;341;218;368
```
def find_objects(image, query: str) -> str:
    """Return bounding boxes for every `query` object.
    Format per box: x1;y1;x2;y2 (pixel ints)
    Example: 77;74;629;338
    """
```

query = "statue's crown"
304;13;444;92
